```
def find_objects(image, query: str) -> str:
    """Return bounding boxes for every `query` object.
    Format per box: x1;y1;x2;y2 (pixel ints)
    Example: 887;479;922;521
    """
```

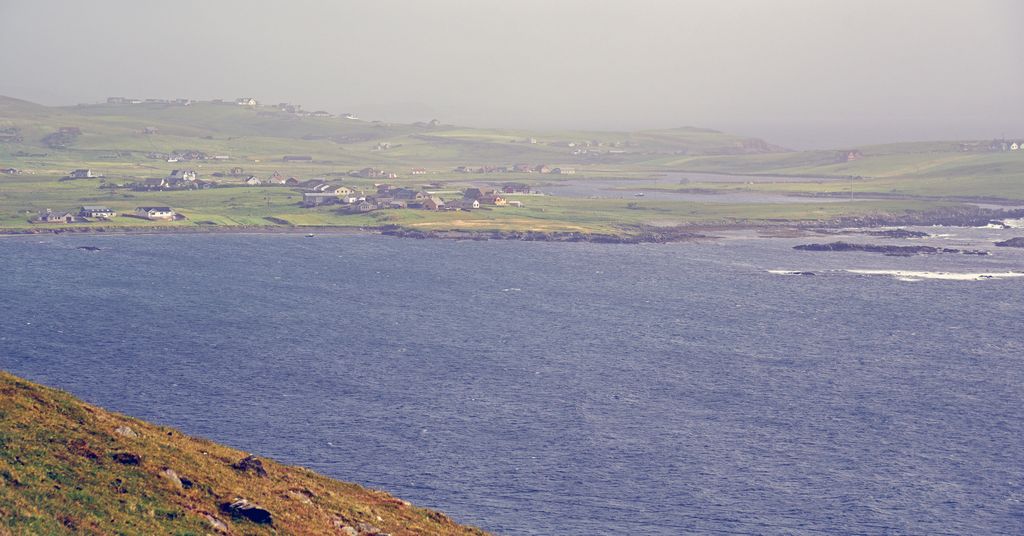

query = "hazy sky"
1;0;1022;148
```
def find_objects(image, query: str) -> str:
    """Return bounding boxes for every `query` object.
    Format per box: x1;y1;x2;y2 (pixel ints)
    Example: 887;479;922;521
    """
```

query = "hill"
0;370;487;535
0;96;780;172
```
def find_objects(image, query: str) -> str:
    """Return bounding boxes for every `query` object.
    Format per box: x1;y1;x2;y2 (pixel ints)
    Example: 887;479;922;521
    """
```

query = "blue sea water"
1;232;1023;535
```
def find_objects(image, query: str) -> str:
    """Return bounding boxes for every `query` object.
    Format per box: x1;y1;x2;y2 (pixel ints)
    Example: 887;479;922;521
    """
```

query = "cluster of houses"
454;164;575;174
32;206;177;224
36;165;532;222
130;169;216;191
300;182;528;213
126;169;302;191
352;185;525;213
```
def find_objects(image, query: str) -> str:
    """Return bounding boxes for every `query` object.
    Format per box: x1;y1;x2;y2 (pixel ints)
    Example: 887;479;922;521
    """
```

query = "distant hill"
0;370;487;535
0;96;784;168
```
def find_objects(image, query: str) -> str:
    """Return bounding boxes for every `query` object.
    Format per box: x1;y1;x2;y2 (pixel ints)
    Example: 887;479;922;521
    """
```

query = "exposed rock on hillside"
0;370;488;535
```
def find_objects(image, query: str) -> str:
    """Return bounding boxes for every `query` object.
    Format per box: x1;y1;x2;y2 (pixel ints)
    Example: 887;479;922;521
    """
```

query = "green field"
2;95;1022;236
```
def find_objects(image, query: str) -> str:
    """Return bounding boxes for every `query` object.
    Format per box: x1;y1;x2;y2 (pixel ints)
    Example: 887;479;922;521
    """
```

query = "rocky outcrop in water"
794;242;989;257
995;237;1024;248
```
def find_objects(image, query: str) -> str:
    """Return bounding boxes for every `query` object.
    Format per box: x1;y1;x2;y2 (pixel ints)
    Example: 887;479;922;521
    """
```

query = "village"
29;165;540;225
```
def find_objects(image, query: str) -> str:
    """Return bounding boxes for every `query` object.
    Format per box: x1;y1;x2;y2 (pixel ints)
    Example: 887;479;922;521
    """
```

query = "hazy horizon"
2;0;1022;149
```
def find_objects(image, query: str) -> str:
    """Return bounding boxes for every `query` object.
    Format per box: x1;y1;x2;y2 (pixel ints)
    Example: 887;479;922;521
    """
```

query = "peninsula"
2;95;1023;240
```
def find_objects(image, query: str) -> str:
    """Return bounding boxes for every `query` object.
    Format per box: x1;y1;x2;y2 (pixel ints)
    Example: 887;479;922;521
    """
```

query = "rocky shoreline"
3;206;1023;244
794;241;990;257
807;206;1024;229
995;237;1024;248
378;225;713;244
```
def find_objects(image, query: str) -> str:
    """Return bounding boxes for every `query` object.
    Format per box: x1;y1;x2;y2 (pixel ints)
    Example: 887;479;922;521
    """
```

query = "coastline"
3;206;1022;243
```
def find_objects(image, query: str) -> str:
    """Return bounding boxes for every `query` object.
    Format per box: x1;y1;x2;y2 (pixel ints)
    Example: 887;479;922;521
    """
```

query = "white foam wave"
982;218;1024;229
847;269;1024;281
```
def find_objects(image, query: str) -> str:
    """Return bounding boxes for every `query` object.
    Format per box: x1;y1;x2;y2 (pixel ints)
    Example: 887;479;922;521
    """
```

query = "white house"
236;97;258;106
242;175;262;185
68;169;96;179
134;206;176;220
79;206;116;219
1012;142;1020;151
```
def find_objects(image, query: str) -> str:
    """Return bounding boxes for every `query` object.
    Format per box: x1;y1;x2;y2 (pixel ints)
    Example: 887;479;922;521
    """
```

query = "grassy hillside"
0;96;774;173
0;370;487;535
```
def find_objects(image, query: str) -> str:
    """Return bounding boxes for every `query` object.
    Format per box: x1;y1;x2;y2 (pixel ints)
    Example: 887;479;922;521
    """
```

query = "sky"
1;0;1022;148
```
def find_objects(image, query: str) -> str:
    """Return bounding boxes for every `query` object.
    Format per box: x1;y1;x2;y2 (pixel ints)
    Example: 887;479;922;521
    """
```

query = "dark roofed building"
501;182;530;193
68;169;96;179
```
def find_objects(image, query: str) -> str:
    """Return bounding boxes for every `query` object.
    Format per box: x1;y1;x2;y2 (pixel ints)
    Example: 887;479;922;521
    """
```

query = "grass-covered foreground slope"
0;371;487;535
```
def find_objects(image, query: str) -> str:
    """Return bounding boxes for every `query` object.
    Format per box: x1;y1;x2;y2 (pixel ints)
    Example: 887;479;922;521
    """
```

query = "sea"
1;229;1022;535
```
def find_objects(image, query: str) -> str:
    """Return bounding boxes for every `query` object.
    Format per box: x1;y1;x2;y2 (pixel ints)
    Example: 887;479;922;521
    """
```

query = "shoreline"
3;206;1022;243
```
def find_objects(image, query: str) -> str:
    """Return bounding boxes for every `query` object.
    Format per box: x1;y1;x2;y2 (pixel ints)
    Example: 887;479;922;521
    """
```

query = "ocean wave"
846;269;1024;281
767;270;815;276
982;218;1024;229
